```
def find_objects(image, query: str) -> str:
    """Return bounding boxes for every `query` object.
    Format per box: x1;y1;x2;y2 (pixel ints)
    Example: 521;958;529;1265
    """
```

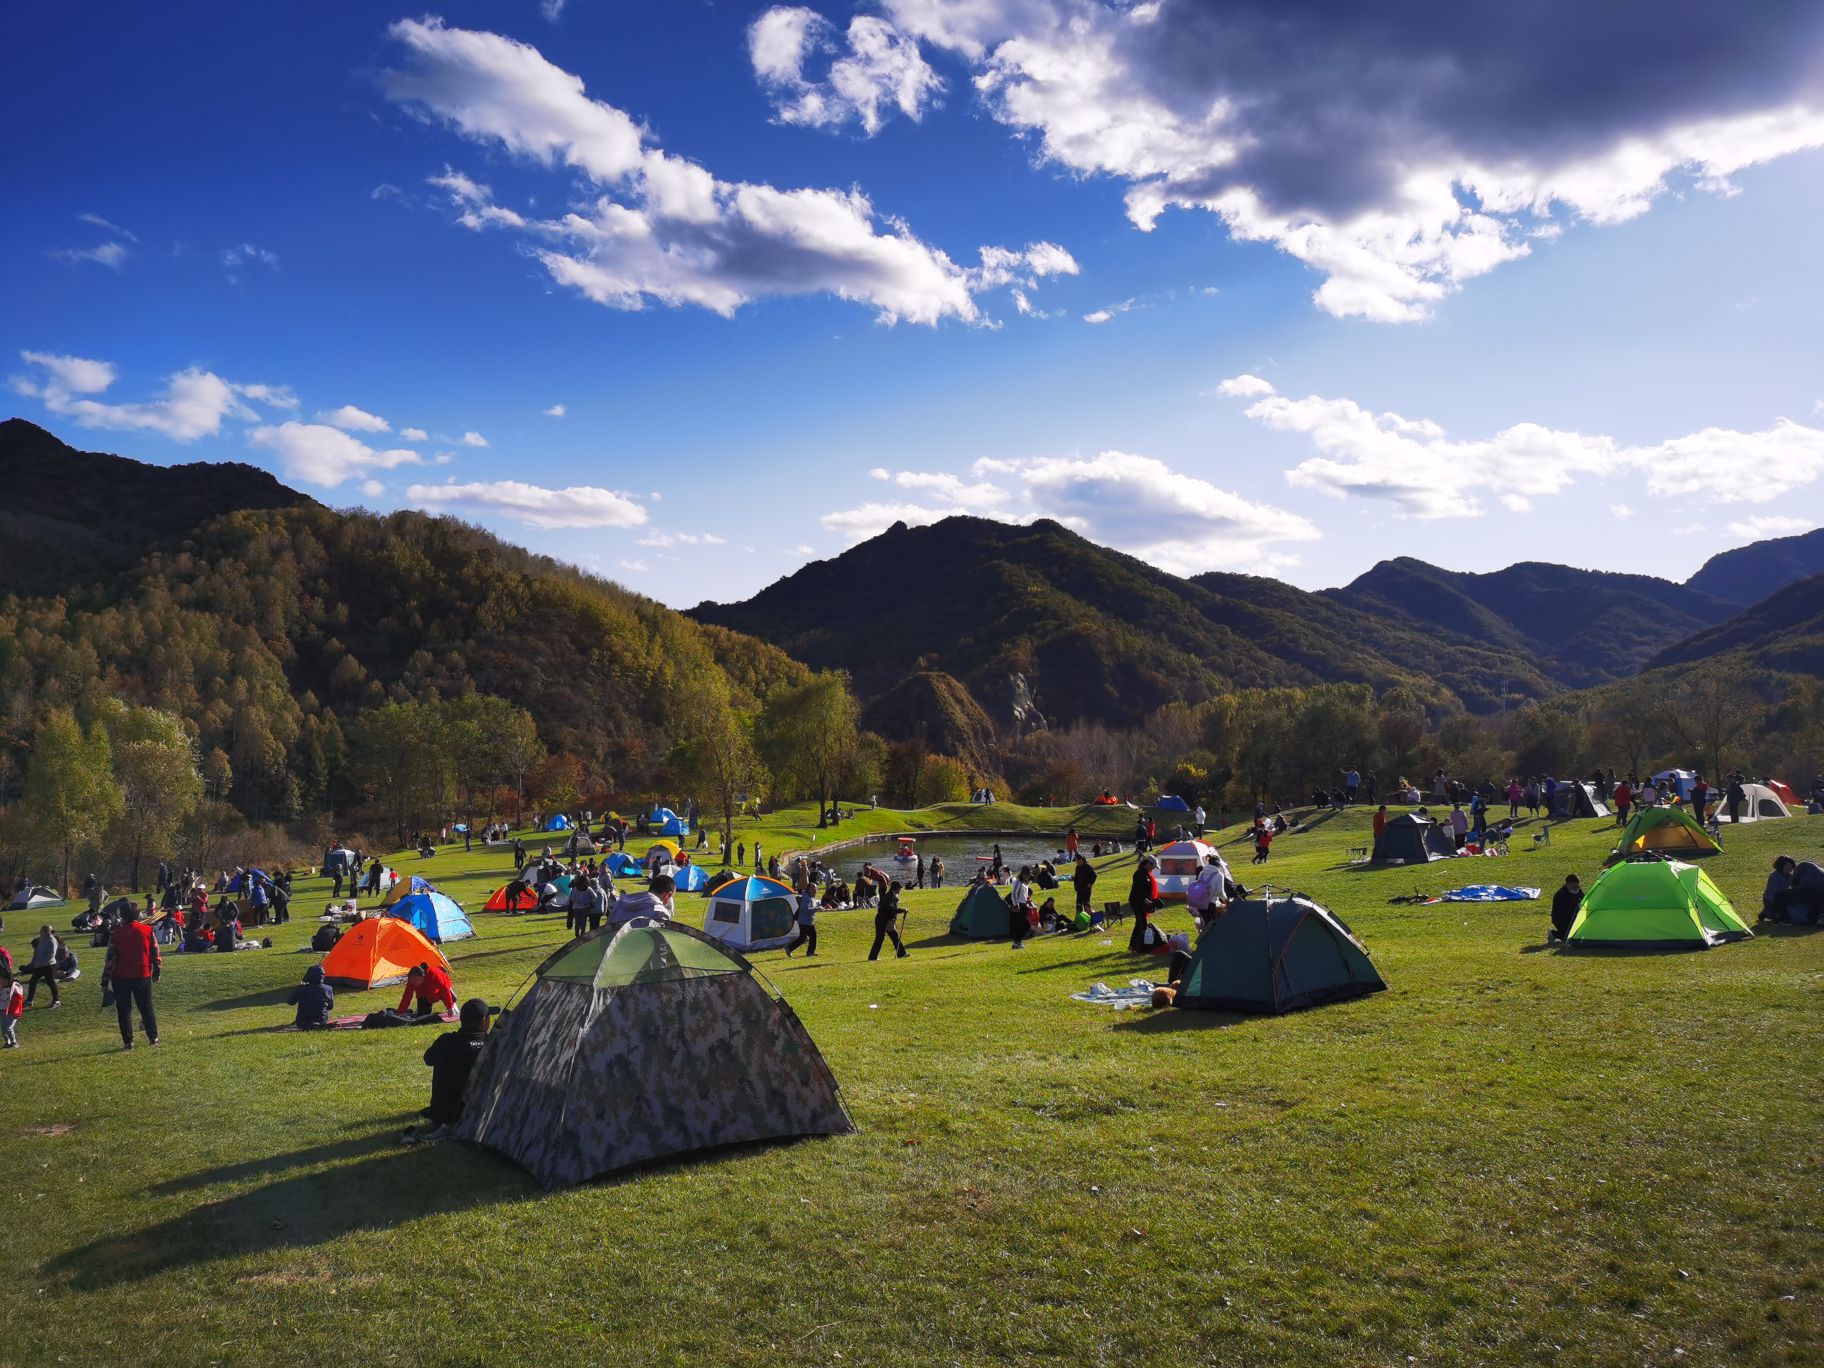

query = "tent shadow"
45;1136;532;1290
198;984;297;1012
146;1121;420;1194
1016;951;1141;976
1110;1007;1245;1034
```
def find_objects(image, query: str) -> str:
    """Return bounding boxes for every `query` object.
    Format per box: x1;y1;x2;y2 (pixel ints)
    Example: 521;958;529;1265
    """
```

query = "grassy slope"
2;804;1820;1366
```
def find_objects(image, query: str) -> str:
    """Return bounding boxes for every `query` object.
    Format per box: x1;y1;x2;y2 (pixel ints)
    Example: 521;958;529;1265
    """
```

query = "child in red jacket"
2;967;23;1048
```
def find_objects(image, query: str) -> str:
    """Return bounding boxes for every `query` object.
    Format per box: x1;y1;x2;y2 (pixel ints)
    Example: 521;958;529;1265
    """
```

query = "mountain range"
693;515;1824;731
3;419;1819;775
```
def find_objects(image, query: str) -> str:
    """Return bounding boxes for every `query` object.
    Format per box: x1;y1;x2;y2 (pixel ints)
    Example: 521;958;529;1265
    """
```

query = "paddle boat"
892;837;917;863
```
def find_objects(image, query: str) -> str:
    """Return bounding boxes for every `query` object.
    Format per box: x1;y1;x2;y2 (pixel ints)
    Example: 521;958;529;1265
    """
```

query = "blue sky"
5;1;1822;607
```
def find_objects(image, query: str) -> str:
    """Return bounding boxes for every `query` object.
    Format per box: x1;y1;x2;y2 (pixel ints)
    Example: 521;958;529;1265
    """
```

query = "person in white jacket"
608;874;675;927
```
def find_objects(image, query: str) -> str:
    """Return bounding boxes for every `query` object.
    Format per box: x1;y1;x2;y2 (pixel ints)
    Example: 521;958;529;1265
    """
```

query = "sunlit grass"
2;803;1819;1364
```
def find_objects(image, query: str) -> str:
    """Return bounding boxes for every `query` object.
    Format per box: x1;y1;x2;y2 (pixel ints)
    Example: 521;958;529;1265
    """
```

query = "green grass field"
3;801;1820;1366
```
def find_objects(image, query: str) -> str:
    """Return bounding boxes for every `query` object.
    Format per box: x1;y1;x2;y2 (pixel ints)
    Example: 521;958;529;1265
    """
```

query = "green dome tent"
949;883;1013;939
456;918;854;1188
1176;892;1386;1014
1370;812;1455;866
1607;804;1721;865
1567;859;1751;949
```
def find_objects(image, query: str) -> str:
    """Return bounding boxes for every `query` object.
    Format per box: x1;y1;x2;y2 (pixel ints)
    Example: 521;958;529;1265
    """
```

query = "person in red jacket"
398;961;456;1018
103;904;162;1050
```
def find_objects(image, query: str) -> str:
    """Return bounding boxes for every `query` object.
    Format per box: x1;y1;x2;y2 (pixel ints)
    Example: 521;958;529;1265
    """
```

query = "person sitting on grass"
404;997;491;1146
1549;874;1583;944
288;964;334;1030
398;961;457;1020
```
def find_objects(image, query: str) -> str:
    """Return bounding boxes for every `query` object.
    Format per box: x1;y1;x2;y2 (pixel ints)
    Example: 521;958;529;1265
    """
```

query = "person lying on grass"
288;964;334;1030
398;961;457;1020
404;997;491;1147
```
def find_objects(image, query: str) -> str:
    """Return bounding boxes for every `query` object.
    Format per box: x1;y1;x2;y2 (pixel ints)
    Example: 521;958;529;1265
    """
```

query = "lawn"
2;802;1819;1366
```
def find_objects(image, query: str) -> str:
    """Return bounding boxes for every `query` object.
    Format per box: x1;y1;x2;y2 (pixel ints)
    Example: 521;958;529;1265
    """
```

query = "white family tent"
701;875;799;952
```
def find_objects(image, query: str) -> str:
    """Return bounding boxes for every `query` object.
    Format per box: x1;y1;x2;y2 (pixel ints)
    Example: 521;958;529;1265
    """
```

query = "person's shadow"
44;1123;531;1290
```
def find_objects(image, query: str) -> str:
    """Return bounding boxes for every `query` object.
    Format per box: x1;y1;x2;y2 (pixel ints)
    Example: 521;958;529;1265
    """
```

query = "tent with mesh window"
1607;804;1721;864
700;875;798;952
1176;891;1386;1014
455;918;854;1188
1566;858;1751;949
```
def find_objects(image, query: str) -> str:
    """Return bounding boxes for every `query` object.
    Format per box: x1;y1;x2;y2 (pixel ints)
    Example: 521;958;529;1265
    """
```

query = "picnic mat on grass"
279;1011;457;1033
1071;979;1158;1009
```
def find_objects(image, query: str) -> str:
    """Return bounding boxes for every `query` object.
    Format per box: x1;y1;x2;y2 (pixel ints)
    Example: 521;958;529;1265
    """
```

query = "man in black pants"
785;887;817;957
868;881;908;960
1549;874;1582;943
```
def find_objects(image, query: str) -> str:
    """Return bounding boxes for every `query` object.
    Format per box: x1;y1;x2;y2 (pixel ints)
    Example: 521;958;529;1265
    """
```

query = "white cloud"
400;427;429;441
361;479;387;497
1609;503;1634;520
637;530;728;548
236;383;299;410
381;17;1064;324
250;422;422;488
459;430;489;447
1215;373;1274;398
542;0;567;21
750;7;944;135
426;167;529;230
16;351;115;395
221;243;278;282
1725;514;1813;540
823;447;1318;572
50;241;128;269
433;451;455;465
77;213;136;242
1083;298;1135;324
12;352;250;442
406;478;648;529
1219;377;1824;516
839;1;1824;322
618;559;649;572
544;403;566;417
315;404;391;433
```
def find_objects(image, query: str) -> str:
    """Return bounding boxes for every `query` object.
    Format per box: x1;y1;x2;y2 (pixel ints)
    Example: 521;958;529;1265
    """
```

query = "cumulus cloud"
794;1;1824;321
459;430;489;447
316;404;391;433
1725;514;1814;539
750;6;944;134
361;478;387;497
380;17;1067;324
1219;375;1824;516
824;448;1318;572
407;479;649;529
544;403;566;417
250;422;422;488
400;427;429;441
11;352;250;441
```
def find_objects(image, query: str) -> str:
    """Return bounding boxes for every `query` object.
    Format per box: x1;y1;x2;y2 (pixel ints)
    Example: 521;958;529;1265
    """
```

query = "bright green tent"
1176;892;1386;1014
949;883;1013;939
1567;858;1751;949
1607;804;1720;865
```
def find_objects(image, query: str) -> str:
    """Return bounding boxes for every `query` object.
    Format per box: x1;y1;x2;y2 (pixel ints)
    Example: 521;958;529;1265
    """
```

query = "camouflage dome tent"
457;918;854;1189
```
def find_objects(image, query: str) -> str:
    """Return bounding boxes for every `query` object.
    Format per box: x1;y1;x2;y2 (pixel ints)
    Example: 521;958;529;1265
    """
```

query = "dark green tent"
1176;892;1386;1014
949;883;1013;939
1370;812;1456;866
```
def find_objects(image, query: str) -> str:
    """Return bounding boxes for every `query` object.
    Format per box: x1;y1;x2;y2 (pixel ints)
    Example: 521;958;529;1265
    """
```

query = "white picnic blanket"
1070;978;1158;1009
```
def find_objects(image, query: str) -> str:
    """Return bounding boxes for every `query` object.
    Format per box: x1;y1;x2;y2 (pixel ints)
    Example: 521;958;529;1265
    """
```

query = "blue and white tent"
384;890;476;943
646;805;690;837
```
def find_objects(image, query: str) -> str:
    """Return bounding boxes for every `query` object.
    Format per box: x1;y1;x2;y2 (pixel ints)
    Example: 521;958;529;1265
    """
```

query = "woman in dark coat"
1128;857;1162;953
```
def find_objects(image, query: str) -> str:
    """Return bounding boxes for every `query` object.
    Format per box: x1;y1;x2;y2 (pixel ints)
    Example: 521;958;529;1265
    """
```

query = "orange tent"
484;884;540;912
320;917;448;989
1766;778;1800;808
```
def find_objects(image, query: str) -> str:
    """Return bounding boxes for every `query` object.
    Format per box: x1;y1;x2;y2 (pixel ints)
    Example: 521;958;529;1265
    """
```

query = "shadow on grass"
1109;1007;1245;1034
198;984;296;1012
46;1130;532;1289
1016;951;1139;976
147;1121;420;1194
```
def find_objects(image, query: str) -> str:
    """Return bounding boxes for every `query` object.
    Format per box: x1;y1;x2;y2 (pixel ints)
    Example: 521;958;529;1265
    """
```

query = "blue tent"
546;814;571;831
1156;795;1190;812
1437;885;1540;902
673;863;708;893
603;851;643;878
647;805;690;837
385;891;476;943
